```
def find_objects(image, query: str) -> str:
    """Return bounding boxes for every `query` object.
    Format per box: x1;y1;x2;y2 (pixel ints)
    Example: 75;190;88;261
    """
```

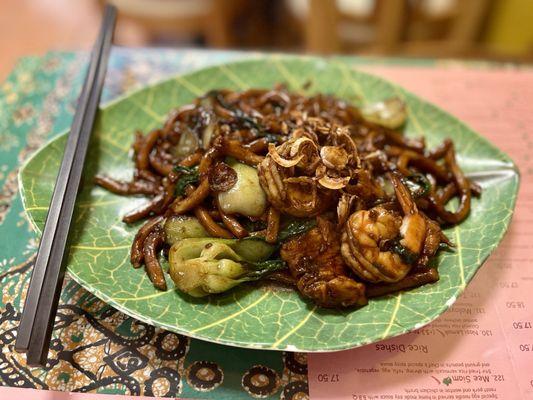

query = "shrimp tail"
389;172;418;215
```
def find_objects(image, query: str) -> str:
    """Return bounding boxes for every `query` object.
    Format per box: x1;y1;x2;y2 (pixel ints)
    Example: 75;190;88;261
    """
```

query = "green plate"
19;56;519;352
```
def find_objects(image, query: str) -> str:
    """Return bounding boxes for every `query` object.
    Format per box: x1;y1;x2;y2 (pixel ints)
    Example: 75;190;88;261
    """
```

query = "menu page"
308;67;533;400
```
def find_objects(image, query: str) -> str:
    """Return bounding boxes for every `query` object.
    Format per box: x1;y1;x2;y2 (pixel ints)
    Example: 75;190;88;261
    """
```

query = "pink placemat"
309;66;533;399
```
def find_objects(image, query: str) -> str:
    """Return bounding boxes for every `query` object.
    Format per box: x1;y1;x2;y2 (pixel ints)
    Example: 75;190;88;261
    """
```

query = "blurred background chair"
290;0;493;56
102;0;246;47
1;0;532;80
295;0;533;60
102;0;292;49
103;0;532;60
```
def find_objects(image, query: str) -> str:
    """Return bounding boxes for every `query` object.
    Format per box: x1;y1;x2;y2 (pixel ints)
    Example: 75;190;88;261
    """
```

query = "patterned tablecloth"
0;49;527;399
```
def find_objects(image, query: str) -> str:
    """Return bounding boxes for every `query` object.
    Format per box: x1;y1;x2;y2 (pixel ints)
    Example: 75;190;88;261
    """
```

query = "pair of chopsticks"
15;5;117;367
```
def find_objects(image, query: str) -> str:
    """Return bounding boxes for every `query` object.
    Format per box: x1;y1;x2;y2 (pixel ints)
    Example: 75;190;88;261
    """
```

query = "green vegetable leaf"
391;241;419;265
439;242;454;251
174;165;198;174
405;173;431;198
244;259;286;280
278;219;317;242
209;90;265;132
243;218;317;244
242;219;268;232
255;132;282;144
174;165;199;196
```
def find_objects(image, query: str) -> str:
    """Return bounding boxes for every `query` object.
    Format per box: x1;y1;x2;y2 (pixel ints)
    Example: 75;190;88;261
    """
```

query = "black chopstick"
15;4;117;367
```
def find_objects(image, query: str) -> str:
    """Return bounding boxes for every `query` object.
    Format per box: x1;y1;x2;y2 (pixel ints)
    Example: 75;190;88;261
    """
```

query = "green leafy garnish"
439;242;454;252
174;165;199;196
174;165;198;174
208;90;265;132
391;242;418;265
278;219;317;242
405;173;431;198
243;218;317;244
235;111;262;131
245;259;287;280
242;219;268;232
256;132;282;143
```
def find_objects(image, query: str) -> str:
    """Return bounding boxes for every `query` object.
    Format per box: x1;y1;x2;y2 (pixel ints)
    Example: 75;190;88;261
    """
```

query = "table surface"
0;49;531;400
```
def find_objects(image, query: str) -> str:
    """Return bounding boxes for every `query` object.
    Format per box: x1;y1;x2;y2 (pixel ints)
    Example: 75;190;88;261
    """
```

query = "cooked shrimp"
340;173;428;283
417;216;453;268
281;217;367;308
392;172;427;256
258;137;334;217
